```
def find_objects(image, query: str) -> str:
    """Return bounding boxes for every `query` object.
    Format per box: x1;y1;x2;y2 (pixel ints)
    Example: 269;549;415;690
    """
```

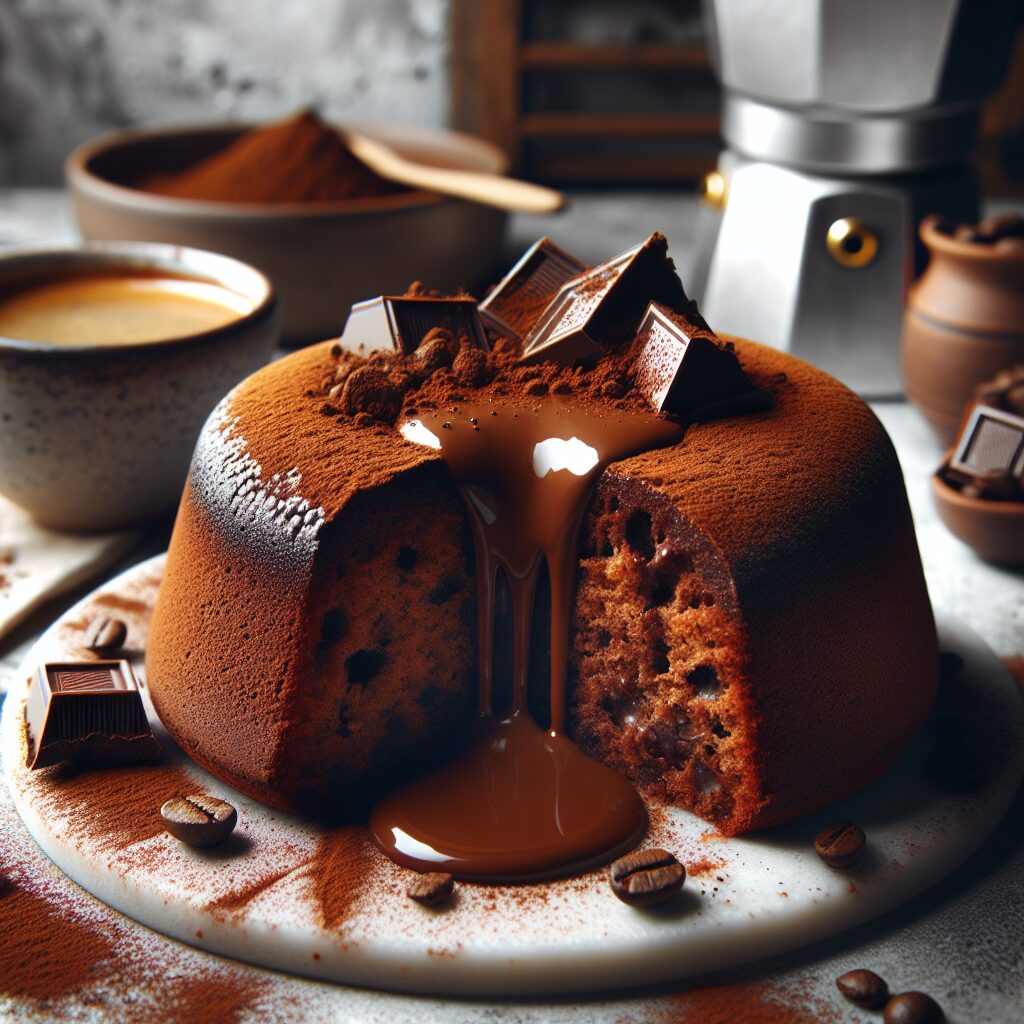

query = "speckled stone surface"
5;556;1023;1004
0;190;1022;1021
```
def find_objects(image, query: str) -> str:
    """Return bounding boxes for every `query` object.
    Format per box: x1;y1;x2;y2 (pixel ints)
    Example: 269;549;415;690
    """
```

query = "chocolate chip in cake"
319;608;348;645
624;508;655;560
345;649;385;685
161;794;237;848
836;969;889;1008
85;616;127;657
609;848;685;908
395;546;418;572
883;991;945;1024
407;871;455;906
814;822;866;868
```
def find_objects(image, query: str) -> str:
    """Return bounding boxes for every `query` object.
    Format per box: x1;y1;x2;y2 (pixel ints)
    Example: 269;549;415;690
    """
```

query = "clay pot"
932;471;1024;567
902;215;1024;444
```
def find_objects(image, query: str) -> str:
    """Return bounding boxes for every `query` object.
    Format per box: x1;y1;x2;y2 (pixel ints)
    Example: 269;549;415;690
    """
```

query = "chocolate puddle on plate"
369;400;682;882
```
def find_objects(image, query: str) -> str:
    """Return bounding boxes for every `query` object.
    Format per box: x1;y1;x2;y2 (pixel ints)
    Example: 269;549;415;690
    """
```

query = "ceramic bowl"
902;215;1024;444
931;471;1024;566
0;242;278;532
66;122;509;345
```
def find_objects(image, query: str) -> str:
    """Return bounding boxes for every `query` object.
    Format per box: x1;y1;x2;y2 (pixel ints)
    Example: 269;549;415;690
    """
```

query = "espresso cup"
0;242;279;532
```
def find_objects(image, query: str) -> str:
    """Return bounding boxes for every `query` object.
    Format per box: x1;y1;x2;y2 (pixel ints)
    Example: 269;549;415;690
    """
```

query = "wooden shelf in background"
520;111;719;140
519;42;711;72
531;153;718;184
450;0;720;184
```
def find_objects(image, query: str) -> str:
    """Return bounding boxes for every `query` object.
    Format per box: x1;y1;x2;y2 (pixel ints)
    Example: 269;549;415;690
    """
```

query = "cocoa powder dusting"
0;845;268;1022
205;863;300;915
92;592;153;618
323;312;676;429
310;826;386;931
686;856;722;877
140;971;268;1024
624;979;839;1024
0;883;115;1000
29;760;195;856
141;110;404;204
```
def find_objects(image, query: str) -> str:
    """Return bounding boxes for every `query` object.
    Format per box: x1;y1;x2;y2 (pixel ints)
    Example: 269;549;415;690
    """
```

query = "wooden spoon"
344;130;566;215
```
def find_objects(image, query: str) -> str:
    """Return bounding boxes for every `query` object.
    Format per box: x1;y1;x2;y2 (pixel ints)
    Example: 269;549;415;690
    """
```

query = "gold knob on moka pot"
827;217;878;268
698;170;728;210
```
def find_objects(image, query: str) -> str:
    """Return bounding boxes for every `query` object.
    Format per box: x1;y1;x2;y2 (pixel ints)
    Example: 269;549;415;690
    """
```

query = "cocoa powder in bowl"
140;110;405;205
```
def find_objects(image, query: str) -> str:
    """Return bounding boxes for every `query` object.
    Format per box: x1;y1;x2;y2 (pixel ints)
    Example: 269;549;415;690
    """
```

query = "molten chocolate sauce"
369;400;682;881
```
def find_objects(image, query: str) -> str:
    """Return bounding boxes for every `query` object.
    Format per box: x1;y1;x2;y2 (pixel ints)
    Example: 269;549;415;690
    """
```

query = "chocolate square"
947;405;1024;487
338;296;487;355
25;659;161;770
633;304;766;419
478;237;588;342
521;233;689;366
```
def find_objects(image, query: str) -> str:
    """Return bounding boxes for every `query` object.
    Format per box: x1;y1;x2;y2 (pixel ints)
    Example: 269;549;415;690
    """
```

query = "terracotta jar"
902;215;1024;444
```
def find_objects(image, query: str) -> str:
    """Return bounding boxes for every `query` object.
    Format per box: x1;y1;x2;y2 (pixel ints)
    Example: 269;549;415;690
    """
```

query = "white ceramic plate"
3;555;1021;996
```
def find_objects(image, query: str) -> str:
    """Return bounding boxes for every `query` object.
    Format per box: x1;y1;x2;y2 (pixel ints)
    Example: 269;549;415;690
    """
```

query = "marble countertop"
0;188;1021;1023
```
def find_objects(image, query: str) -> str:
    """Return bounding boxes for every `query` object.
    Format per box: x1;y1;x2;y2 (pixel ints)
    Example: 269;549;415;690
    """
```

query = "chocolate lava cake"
146;235;938;836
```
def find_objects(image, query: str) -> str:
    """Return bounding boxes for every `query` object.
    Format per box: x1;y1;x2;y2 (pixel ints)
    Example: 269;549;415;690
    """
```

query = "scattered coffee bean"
609;848;685;908
814;822;866;868
85;616;127;656
884;991;945;1024
938;650;963;678
836;968;889;1008
406;871;455;906
160;794;237;848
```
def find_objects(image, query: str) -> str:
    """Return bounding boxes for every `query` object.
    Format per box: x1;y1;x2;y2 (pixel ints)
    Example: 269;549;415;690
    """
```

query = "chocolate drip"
369;400;682;881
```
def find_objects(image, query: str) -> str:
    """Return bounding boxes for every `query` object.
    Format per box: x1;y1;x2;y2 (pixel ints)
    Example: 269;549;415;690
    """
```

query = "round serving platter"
2;554;1022;997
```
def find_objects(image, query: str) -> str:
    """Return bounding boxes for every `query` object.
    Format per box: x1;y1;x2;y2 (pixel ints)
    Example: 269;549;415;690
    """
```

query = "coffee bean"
85;616;127;656
836;969;889;1008
161;794;237;848
814;822;866;868
884;991;945;1024
609;848;685;908
406;871;455;906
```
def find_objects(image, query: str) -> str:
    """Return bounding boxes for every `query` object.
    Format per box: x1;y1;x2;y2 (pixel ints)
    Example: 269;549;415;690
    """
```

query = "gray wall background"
0;0;705;186
0;0;451;185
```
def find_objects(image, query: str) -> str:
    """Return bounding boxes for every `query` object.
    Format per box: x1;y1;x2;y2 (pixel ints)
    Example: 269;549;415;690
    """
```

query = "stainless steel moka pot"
697;0;1017;396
